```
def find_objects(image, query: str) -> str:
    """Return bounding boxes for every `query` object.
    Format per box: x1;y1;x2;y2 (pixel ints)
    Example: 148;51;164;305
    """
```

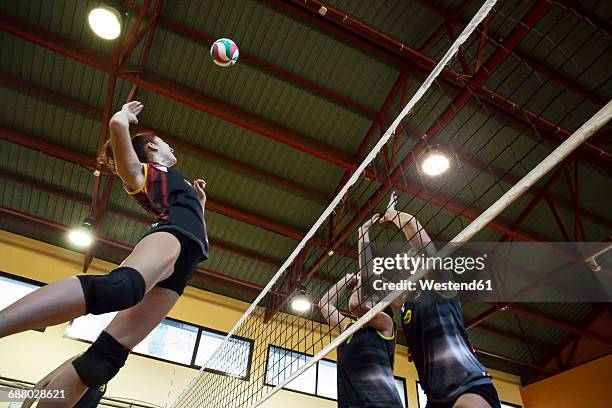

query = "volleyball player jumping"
319;215;404;408
380;193;501;408
0;101;209;407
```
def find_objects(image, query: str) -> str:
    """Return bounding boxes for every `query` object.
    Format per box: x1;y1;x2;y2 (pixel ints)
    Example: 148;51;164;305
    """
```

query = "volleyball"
210;38;239;67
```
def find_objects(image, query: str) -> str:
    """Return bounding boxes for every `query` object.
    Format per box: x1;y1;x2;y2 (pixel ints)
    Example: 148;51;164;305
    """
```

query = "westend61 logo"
371;253;487;275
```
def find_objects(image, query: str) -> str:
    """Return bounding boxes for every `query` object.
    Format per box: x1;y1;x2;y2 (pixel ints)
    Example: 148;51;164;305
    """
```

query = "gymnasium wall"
0;230;524;407
519;354;612;408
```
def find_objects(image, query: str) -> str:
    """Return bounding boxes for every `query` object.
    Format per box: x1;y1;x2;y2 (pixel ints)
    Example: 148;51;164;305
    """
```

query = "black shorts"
426;383;501;408
145;228;202;296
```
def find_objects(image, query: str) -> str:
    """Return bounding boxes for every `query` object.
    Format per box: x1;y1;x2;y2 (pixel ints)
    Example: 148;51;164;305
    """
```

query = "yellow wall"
0;231;523;407
520;354;612;408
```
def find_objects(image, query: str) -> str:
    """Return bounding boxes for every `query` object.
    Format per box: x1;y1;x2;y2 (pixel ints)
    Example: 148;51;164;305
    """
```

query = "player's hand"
121;101;143;124
193;179;207;206
380;191;398;223
361;214;380;231
345;273;358;288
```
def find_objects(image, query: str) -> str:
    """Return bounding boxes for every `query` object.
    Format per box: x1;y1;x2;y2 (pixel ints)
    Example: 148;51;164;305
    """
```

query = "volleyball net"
172;1;611;406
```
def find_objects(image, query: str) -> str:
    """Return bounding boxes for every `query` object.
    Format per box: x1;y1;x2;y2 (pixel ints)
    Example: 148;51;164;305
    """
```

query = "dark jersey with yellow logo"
336;321;403;408
74;384;106;408
127;162;209;261
401;291;491;403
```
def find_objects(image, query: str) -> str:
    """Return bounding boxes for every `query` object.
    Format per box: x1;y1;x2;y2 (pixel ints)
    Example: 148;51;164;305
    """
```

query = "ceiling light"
291;285;311;313
69;217;94;248
88;5;122;40
422;150;450;176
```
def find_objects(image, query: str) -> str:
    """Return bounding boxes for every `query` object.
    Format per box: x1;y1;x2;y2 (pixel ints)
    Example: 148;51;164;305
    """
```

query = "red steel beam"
0;127;355;257
537;304;611;375
0;127;98;172
474;14;490;73
545;196;571;241
0;72;331;206
125;71;354;168
572;162;586;241
466;303;612;347
272;0;612;169
498;156;574;242
474;348;555;373
474;324;552;350
84;20;130;273
0;72;98;116
418;0;475;53
83;175;115;273
513;49;606;106
125;0;163;102
445;23;472;75
509;304;612;345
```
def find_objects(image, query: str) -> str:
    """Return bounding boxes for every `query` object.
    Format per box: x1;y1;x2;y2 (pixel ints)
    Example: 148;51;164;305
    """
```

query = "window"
266;346;317;394
0;275;41;311
0;274;44;332
417;381;427;408
133;319;198;365
65;312;117;342
195;329;253;379
64;314;253;376
316;359;337;399
395;377;407;408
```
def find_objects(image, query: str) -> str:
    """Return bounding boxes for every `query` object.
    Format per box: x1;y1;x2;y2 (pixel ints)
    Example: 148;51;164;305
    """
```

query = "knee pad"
77;267;146;315
72;331;129;388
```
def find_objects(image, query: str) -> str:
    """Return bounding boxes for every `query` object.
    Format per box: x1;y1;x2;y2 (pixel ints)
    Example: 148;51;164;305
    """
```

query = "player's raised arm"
380;191;434;255
318;273;357;333
108;101;145;191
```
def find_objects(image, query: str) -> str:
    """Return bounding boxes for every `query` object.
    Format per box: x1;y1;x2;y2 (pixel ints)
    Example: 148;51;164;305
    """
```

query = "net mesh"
172;1;611;406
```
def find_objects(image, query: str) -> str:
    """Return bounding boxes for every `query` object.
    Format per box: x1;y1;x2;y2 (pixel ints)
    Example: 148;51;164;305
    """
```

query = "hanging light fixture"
421;148;450;176
69;217;95;248
291;285;311;313
88;3;123;40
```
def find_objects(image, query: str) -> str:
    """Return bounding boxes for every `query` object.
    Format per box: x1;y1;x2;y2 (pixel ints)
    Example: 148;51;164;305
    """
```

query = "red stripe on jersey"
159;170;169;222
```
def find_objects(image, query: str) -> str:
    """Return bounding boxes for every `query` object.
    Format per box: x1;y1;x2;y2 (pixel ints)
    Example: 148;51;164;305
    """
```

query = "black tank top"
336;321;403;408
127;162;209;260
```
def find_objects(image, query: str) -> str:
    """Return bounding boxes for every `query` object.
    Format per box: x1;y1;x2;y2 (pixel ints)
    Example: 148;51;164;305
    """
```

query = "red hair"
98;132;157;172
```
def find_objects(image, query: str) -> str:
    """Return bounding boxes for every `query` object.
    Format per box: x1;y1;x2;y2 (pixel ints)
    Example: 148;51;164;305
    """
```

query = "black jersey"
127;162;209;261
74;384;105;408
336;321;403;408
401;291;491;403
